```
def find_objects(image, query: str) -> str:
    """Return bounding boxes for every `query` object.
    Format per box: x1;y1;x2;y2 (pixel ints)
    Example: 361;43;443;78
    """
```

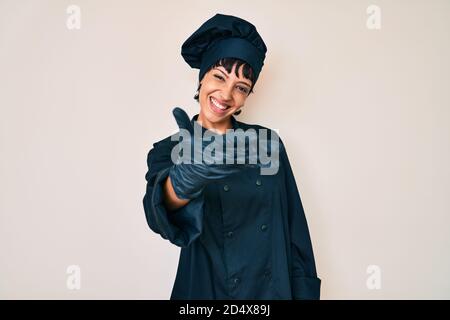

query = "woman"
143;13;321;299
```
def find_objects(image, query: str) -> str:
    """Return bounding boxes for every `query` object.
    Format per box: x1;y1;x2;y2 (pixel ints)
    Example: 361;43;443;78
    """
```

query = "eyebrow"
215;68;252;88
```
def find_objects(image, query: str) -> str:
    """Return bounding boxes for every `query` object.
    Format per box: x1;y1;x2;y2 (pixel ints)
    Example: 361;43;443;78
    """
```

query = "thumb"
172;107;194;135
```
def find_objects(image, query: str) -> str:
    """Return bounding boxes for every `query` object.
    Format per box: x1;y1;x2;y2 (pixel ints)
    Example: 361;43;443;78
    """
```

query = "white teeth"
210;97;228;110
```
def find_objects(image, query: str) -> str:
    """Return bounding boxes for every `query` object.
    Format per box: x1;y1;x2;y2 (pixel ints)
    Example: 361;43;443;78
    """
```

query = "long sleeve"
280;145;321;299
143;138;205;248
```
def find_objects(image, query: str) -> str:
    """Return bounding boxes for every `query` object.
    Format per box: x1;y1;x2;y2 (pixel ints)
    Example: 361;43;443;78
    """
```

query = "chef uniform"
143;13;321;300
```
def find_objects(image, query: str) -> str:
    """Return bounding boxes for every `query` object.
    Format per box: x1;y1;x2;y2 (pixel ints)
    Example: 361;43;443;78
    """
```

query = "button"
233;277;240;285
223;185;230;192
256;179;262;186
227;231;234;238
261;224;268;231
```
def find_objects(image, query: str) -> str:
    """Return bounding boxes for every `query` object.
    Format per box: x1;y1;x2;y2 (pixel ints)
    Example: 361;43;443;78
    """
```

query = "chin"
206;108;236;122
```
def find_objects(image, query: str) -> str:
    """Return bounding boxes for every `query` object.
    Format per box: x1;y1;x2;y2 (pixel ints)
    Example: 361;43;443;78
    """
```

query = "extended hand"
169;107;259;199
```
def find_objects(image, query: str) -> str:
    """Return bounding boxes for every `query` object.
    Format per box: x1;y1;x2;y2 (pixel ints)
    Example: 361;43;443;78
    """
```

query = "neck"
197;112;232;135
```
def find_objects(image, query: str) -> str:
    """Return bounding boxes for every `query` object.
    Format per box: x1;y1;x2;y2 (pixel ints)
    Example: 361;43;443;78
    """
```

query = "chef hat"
181;13;267;85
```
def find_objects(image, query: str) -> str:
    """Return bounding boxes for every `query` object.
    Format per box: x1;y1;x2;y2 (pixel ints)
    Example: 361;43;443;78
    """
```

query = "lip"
209;96;231;115
211;96;229;107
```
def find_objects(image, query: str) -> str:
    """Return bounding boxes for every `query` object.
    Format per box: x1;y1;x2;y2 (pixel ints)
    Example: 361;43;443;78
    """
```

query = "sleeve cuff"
291;276;321;300
149;167;205;247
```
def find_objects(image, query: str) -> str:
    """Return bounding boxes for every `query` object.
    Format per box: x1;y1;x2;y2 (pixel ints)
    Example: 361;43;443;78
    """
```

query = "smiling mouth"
209;96;231;114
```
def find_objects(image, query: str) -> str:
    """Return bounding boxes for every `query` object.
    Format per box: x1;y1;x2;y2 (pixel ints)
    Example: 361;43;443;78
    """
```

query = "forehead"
214;64;252;85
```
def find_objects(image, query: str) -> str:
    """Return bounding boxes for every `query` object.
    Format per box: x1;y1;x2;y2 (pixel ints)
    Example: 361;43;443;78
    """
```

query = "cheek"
199;84;210;101
201;81;217;96
198;87;212;111
234;94;248;107
199;84;219;106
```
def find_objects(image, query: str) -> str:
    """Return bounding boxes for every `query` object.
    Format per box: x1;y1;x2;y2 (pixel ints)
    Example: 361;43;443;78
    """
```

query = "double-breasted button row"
222;179;261;192
230;271;270;287
226;226;266;237
226;225;266;239
229;277;240;287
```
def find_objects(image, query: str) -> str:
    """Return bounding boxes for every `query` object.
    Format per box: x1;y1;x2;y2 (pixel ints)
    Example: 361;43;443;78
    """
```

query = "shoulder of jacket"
236;120;285;145
235;120;271;131
145;133;179;162
152;133;179;149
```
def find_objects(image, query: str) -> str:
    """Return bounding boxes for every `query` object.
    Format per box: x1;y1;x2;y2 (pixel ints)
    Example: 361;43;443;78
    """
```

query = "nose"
220;83;233;101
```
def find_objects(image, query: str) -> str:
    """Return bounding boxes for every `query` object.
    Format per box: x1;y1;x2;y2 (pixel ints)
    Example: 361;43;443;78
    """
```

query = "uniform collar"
191;114;240;132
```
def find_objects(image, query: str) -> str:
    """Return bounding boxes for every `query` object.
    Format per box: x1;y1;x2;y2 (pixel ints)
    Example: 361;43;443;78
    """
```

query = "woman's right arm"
162;175;190;211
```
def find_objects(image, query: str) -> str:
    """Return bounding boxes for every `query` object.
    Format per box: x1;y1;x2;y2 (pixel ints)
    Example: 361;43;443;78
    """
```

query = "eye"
214;74;225;81
237;86;249;94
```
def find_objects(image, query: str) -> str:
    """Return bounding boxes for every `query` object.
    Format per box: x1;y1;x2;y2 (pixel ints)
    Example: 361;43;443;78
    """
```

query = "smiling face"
197;62;253;133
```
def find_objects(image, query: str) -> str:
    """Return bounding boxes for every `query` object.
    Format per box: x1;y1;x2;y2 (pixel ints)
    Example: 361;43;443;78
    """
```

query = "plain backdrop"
1;0;449;299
